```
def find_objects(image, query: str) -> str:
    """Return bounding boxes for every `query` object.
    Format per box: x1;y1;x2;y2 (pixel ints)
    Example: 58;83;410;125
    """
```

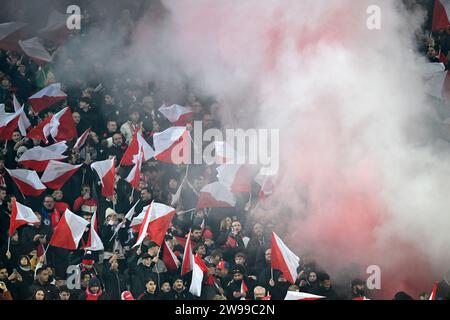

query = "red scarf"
85;287;103;300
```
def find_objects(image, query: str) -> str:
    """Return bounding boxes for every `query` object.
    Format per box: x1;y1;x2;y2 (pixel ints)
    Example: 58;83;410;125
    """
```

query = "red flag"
158;104;193;126
38;10;71;45
433;0;450;31
197;182;236;209
41;160;82;190
6;168;46;197
9;198;39;237
0;111;21;140
73;128;91;149
27;116;53;142
49;209;89;250
271;232;300;284
26;107;76;143
121;132;154;166
189;254;208;297
162;241;180;271
18;37;52;66
85;211;104;251
0;22;28;52
91;158;116;197
429;282;438;300
125;147;144;189
13;94;31;136
216;164;252;193
181;232;194;276
18;144;67;172
153;126;191;164
28;83;67;113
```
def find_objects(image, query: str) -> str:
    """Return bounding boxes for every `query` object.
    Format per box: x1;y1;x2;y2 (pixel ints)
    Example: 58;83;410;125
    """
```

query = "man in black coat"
167;276;194;300
102;254;127;300
28;266;59;300
225;265;256;300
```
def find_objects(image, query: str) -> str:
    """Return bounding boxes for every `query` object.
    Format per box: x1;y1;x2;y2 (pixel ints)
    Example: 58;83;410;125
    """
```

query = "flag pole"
43;243;50;263
130;188;134;203
7;236;11;253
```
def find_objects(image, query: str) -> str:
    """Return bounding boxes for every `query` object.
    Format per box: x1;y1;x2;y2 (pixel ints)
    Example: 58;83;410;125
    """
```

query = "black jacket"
102;263;127;300
28;280;59;300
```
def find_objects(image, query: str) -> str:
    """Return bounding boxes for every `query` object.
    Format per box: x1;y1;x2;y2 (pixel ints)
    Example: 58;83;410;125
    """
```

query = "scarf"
85;287;103;300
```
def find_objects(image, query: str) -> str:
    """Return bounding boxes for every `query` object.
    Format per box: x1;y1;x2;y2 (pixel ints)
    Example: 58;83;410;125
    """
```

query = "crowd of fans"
1;3;450;301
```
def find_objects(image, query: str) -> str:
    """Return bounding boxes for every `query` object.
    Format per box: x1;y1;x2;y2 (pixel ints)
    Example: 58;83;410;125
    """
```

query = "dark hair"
80;97;91;105
192;225;202;232
31;288;46;300
59;286;70;294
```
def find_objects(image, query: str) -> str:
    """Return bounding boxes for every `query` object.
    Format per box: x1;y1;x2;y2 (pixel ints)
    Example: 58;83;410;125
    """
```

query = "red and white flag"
433;0;450;31
212;141;235;164
153;126;191;164
38;10;71;45
189;254;207;297
41;160;82;190
28;83;67;113
9;198;39;237
284;291;325;300
130;205;149;232
13;94;31;136
18;37;52;66
26;116;53;142
159;104;193;126
132;202;176;247
181;232;194;276
216;164;252;193
121;132;154;166
162;240;180;271
73;128;91;149
271;232;300;284
0;22;28;52
240;280;249;300
18;144;67;172
429;282;438;300
0;109;21;140
6;168;46;197
49;209;90;250
85;211;104;251
91;158;116;197
255;169;277;200
125;148;144;189
124;200;140;221
26;107;76;143
196;182;236;209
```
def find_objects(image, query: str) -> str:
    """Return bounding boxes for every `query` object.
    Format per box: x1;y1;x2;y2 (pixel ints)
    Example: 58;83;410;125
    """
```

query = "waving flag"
153;126;190;164
38;10;71;45
240;280;249;300
196;182;236;208
13;94;31;136
85;211;104;251
189;255;207;297
9;198;39;236
162;241;180;271
0;22;28;52
429;282;439;300
73;128;91;149
28;83;67;113
284;291;325;300
41;160;82;190
26;107;76;143
18;37;52;66
159;104;193;125
18;144;67;172
125;148;144;188
271;232;300;284
121;132;154;166
433;0;450;31
6;168;46;197
181;232;194;276
91;158;116;197
49;209;89;250
0;110;21;140
130;205;149;232
216;164;252;193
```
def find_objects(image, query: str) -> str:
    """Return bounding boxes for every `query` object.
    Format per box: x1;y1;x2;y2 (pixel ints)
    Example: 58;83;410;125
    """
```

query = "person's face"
203;114;213;129
322;279;331;290
112;134;123;146
82;186;91;196
192;229;202;240
1;79;10;88
73;112;81;124
152;121;160;132
196;245;206;256
53;191;63;201
146;281;157;293
130;111;140;123
110;260;119;271
427;47;436;58
254;289;266;300
89;132;99;144
168;179;178;190
35;290;45;300
233;272;243;281
235;256;245;265
148;246;159;256
308;272;317;283
161;282;171;293
174;279;184;291
218;268;228;277
253;223;264;236
193;177;205;191
12;131;22;143
0;268;8;280
90;286;99;294
20;257;29;266
142;257;152;267
104;95;114;105
225;217;232;228
232;221;242;233
142;96;154;110
141;189;151;201
82;275;91;287
59;291;70;300
265;249;271;262
107;121;117;133
38;270;49;283
43;197;54;210
0;190;6;200
79;101;90;111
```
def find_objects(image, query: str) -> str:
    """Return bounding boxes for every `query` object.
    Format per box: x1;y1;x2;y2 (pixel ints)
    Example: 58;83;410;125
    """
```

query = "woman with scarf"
78;278;109;300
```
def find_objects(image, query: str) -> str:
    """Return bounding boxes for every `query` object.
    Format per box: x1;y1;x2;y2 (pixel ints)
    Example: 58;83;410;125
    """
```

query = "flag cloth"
13;94;31;136
49;209;89;250
85;211;104;251
0;109;21;140
284;291;325;300
120;132;154;166
125;147;144;188
41;160;82;190
433;0;450;31
18;37;52;66
28;83;67;113
271;232;300;284
181;232;194;276
73;128;91;149
429;282;438;300
158;104;193;125
38;10;71;45
216;164;252;193
0;22;28;52
196;181;236;208
6;168;46;197
189;254;207;297
153;126;190;164
91;158;116;197
18;144;67;172
162;241;180;271
9;198;39;237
